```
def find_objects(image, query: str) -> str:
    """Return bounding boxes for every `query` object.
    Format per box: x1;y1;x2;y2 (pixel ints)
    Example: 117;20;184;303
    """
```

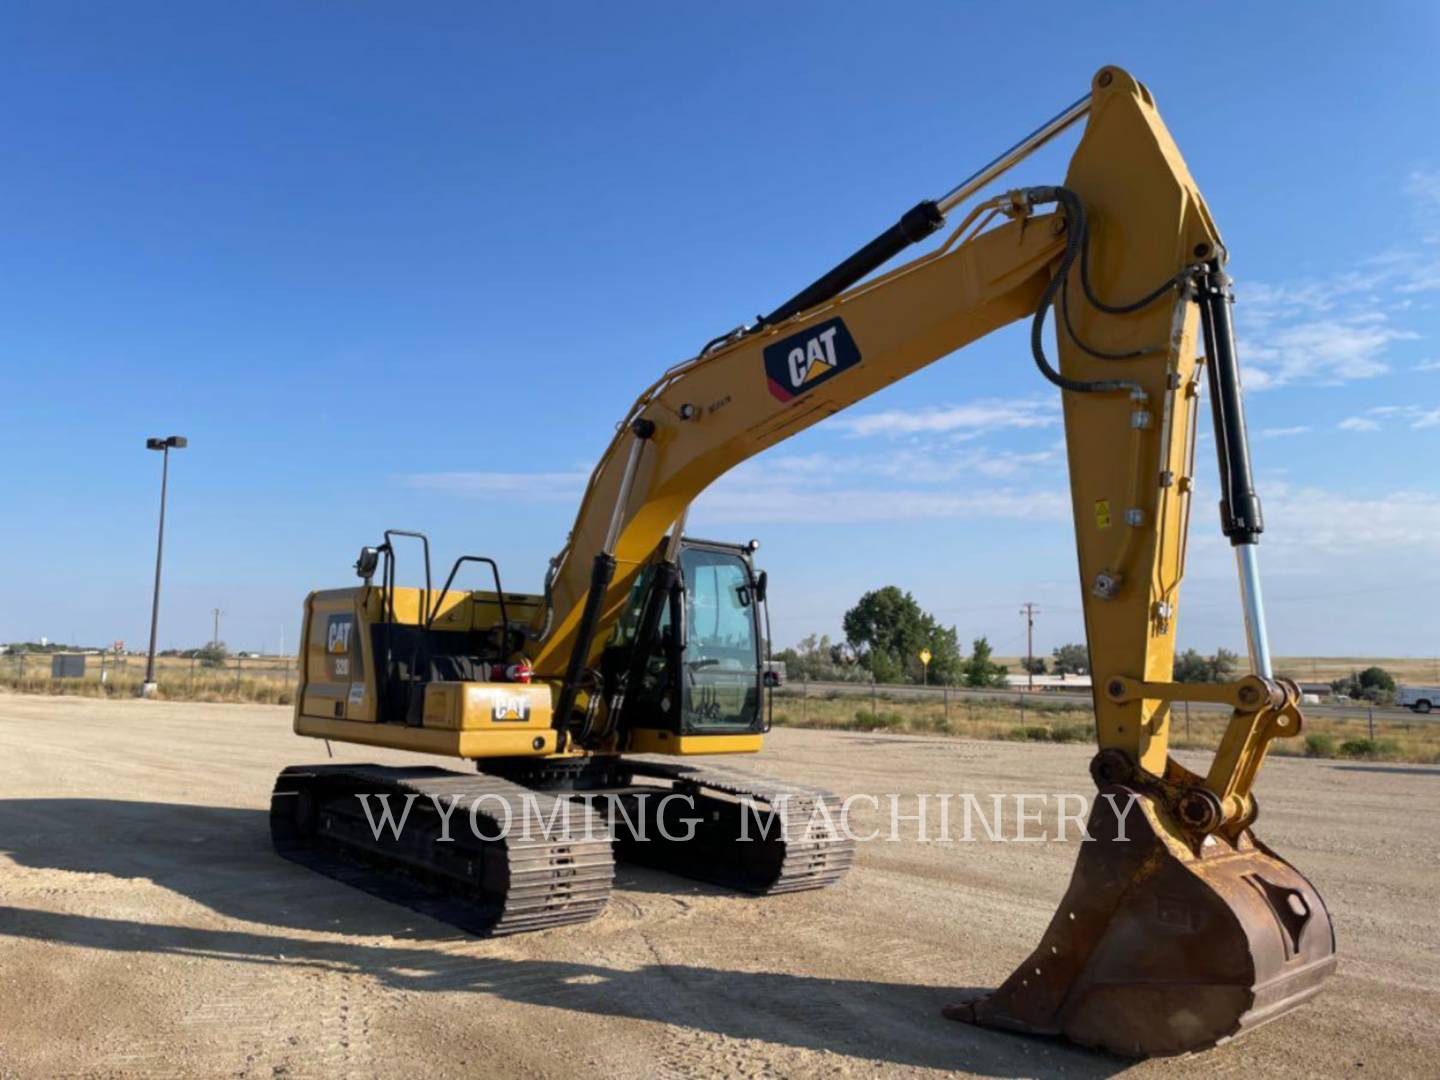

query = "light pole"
142;435;187;697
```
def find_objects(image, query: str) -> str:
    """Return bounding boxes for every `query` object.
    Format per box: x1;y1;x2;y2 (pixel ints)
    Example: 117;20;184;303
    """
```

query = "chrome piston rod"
1235;543;1273;678
935;93;1092;214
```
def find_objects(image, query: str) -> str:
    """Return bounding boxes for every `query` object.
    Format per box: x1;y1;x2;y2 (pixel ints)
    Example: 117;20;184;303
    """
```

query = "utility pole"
212;608;222;647
1020;602;1040;692
142;435;187;698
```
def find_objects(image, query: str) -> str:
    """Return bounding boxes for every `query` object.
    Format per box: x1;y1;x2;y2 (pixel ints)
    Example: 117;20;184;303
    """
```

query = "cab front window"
681;547;760;730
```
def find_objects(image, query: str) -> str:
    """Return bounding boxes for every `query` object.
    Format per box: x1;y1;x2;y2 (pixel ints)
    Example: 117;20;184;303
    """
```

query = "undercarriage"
270;758;855;935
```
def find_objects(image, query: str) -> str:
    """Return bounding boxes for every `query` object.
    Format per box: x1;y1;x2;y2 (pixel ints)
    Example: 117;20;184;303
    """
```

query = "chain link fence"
0;652;298;704
770;675;1440;764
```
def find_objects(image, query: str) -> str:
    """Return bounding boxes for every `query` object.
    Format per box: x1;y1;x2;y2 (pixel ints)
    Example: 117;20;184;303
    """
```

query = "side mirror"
755;570;768;604
354;546;381;583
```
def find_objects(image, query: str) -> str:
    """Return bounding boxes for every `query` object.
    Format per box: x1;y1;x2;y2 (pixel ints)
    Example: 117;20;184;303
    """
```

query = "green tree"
1173;649;1208;682
1051;643;1090;676
771;634;869;683
963;636;1009;688
1209;647;1239;682
1357;666;1396;694
1331;666;1396;704
1021;656;1048;675
842;586;963;684
1174;647;1240;683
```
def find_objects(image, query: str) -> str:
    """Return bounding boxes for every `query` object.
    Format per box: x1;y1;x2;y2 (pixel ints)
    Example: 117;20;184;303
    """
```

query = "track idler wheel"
945;784;1336;1057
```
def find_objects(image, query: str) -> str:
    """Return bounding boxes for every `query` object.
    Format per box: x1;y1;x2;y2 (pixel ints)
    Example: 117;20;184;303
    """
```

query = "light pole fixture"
142;435;187;698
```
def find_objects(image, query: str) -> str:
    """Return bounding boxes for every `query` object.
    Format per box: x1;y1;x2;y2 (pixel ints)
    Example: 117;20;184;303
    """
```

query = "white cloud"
1415;358;1440;372
694;483;1067;525
1258;426;1310;439
1407;169;1440;207
1367;248;1440;294
689;443;1067;523
1240;315;1415;389
832;397;1059;439
795;446;1057;481
1263;482;1440;556
399;436;1065;520
404;470;586;499
1231;170;1440;388
1337;405;1440;432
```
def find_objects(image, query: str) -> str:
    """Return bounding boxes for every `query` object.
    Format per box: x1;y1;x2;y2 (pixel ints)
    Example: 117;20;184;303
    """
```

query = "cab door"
678;545;762;733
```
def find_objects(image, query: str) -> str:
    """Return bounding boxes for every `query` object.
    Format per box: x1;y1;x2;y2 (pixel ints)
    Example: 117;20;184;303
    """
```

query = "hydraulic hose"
1022;186;1144;396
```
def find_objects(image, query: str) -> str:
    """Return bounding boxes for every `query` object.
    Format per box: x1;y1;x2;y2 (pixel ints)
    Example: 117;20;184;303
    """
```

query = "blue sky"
3;3;1439;659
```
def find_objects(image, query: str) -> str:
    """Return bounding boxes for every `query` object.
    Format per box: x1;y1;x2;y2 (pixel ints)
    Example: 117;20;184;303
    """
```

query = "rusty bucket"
946;784;1336;1057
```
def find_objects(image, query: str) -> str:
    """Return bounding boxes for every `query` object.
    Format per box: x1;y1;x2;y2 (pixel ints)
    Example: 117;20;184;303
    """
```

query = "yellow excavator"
272;66;1336;1056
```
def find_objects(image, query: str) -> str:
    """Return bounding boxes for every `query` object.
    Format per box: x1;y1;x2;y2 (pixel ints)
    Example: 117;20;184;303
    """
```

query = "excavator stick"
948;789;1335;1056
936;67;1338;1054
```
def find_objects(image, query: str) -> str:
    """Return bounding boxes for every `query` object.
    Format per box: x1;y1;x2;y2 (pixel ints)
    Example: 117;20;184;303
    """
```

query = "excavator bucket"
947;785;1336;1057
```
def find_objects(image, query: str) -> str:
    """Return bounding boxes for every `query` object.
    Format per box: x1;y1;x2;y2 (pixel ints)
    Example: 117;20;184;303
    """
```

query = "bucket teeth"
948;784;1336;1058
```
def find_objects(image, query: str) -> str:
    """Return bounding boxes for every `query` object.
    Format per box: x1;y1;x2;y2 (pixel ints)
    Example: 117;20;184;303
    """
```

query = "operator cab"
604;537;769;738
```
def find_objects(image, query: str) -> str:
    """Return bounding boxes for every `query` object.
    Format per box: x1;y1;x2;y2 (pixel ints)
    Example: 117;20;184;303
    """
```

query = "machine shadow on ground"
1330;764;1440;776
0;797;1128;1077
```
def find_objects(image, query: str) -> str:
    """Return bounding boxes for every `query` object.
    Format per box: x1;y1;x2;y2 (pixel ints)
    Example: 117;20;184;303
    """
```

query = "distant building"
1006;673;1093;692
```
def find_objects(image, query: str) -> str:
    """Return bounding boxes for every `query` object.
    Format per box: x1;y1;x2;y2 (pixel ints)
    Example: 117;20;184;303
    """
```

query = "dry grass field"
6;651;1439;762
770;686;1440;764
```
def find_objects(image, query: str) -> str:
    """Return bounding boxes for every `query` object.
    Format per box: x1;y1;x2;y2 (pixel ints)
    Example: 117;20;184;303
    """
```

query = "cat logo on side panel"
326;615;354;654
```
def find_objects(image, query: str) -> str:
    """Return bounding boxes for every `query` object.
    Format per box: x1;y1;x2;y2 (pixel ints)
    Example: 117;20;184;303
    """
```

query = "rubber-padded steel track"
613;759;856;895
270;764;614;936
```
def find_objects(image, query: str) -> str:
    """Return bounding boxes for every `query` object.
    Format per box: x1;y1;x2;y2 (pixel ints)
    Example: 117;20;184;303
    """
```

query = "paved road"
1;693;1436;1077
777;678;1431;725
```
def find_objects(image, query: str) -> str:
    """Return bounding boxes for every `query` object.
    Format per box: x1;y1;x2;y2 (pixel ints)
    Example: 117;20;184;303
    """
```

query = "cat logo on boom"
763;317;861;403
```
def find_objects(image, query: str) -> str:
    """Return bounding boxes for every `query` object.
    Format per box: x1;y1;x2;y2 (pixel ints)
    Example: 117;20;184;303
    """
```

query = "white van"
1395;685;1440;713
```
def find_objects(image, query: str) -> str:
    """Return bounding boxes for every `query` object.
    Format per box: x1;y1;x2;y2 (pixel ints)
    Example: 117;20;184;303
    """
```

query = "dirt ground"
0;694;1436;1078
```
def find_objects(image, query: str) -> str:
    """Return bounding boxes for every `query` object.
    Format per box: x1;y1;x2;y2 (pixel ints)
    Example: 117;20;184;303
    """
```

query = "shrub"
853;709;905;731
196;640;229;669
1304;733;1337;758
1338;737;1399;759
1050;722;1093;744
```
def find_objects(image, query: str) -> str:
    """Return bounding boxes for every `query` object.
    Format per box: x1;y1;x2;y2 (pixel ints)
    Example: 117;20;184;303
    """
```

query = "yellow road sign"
919;649;932;666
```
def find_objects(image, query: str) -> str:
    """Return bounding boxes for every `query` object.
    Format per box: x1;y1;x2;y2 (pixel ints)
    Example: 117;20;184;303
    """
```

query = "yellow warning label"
1094;499;1112;529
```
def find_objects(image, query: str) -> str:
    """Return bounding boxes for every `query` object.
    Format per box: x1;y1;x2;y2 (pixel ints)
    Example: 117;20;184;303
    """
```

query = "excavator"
271;66;1336;1057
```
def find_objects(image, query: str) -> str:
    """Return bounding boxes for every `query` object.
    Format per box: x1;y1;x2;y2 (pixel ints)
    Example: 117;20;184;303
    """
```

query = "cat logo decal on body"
763;317;861;402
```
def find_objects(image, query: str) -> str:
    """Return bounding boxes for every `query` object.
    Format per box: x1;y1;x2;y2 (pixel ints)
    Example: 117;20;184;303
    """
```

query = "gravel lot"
1;693;1436;1078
